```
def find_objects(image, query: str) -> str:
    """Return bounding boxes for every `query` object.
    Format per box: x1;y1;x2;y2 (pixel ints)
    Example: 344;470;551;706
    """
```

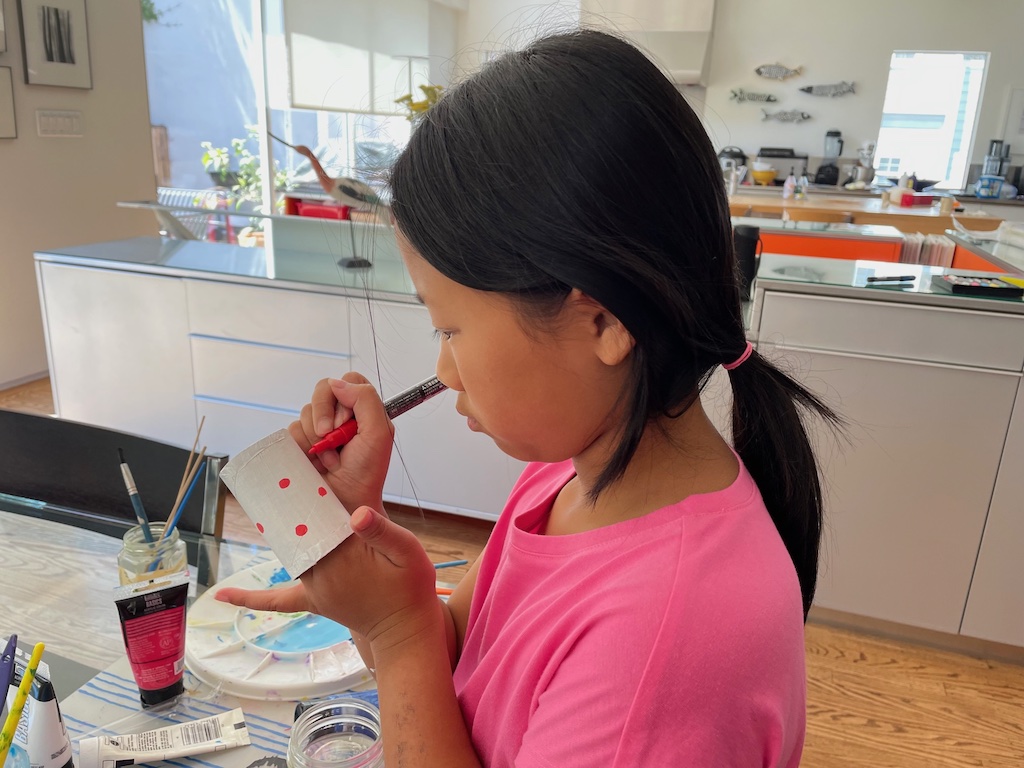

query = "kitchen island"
730;190;1003;235
736;253;1024;654
946;230;1024;274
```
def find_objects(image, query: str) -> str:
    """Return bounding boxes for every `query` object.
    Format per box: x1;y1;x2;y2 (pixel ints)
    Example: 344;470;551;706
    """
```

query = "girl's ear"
568;289;635;366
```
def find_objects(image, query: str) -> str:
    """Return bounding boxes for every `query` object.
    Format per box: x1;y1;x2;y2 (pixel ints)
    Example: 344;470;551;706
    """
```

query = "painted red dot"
256;523;265;534
279;478;291;489
318;486;327;497
295;524;309;537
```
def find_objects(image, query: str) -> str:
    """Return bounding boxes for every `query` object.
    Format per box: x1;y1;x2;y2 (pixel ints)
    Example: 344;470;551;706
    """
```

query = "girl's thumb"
350;505;414;561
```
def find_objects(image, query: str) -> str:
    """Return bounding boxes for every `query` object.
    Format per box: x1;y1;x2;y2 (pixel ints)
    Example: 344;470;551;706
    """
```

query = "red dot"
279;478;291;489
318;486;327;497
256;523;265;534
295;524;308;536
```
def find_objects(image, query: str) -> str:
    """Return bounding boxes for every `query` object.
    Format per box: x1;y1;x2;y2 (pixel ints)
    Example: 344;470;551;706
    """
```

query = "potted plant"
199;126;294;212
200;142;239;188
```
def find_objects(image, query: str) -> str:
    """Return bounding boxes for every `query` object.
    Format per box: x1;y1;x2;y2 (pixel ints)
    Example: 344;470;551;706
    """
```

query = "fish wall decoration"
761;109;812;123
755;63;803;81
799;81;856;97
730;89;777;103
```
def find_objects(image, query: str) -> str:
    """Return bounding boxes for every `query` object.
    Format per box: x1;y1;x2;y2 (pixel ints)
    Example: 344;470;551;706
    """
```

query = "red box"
899;193;934;207
294;199;351;219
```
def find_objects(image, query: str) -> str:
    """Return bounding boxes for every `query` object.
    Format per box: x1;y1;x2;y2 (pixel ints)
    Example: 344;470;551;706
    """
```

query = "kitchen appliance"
755;148;807;184
814;130;843;186
982;139;1011;177
717;146;748;171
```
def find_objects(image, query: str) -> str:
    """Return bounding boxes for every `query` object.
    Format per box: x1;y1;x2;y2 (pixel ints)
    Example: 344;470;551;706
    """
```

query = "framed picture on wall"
0;68;16;139
1;2;8;53
17;0;92;89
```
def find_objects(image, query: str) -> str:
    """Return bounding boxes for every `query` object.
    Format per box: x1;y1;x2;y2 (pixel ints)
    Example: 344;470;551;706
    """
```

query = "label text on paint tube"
77;708;250;768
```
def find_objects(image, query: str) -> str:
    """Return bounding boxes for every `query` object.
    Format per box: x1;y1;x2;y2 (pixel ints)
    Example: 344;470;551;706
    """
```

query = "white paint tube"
77;708;250;768
3;644;74;768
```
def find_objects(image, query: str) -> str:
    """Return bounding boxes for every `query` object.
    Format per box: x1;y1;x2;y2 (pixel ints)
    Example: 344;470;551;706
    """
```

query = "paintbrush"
0;642;44;765
118;448;154;543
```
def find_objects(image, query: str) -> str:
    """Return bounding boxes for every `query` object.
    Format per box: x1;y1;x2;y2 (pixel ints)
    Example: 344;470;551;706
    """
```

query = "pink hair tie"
723;341;753;371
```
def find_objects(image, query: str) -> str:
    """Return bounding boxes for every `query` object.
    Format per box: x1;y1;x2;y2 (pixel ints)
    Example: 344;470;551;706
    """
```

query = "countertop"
732;216;903;242
754;252;1024;316
729;191;1000;222
34;236;419;302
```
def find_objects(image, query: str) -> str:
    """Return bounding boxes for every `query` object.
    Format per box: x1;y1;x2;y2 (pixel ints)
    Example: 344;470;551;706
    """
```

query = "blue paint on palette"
254;615;351;652
268;567;292;584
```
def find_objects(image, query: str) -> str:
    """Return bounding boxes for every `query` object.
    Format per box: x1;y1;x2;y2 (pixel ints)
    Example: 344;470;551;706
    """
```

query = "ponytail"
726;351;842;619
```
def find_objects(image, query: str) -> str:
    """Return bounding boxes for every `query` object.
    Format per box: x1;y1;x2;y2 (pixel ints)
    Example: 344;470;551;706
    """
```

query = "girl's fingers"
215;582;310;614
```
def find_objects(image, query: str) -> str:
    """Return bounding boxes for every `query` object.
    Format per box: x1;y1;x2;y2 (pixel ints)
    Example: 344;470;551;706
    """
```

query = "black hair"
389;29;841;618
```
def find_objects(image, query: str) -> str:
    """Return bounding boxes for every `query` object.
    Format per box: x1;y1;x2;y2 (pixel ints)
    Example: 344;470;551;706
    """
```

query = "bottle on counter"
795;166;809;199
782;166;797;200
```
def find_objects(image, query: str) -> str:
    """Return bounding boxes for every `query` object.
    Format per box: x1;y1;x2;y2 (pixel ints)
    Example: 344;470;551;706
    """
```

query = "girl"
218;29;839;767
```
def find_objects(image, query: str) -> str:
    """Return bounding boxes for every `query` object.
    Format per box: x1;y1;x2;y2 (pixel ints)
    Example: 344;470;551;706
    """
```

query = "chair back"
0;408;226;539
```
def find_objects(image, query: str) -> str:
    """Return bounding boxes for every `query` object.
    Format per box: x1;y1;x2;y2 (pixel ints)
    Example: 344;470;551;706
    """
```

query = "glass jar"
288;698;384;768
118;523;189;585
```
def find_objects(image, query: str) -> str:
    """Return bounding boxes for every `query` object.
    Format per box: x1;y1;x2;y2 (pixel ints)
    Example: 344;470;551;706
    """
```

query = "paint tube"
77;708;250;768
3;644;73;768
113;571;190;707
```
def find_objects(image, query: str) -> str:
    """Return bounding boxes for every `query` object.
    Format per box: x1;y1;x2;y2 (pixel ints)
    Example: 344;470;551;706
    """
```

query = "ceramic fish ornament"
730;88;777;103
755;63;803;81
799;81;855;97
761;109;812;123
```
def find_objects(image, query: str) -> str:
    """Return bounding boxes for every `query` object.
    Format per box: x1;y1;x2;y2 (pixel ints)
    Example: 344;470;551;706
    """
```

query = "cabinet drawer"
186;279;350;354
195;398;296;459
191;336;349;411
760;292;1024;370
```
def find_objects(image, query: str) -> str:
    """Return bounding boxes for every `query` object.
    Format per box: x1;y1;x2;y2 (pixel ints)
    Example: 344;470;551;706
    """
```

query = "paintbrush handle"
0;642;44;764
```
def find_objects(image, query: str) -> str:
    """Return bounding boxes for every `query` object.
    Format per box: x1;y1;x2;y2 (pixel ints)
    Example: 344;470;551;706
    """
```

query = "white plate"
185;559;371;700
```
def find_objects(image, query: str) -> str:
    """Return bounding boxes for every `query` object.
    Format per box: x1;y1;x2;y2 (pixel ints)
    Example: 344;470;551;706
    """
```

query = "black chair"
0;408;228;583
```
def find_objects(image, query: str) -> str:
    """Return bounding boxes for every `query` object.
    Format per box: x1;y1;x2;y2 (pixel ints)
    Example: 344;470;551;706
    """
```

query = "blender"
814;130;843;186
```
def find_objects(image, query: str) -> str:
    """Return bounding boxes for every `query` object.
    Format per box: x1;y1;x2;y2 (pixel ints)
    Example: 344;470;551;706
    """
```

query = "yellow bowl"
751;169;777;186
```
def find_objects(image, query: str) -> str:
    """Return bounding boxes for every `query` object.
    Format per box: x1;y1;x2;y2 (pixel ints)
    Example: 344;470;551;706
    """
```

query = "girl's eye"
432;329;453;341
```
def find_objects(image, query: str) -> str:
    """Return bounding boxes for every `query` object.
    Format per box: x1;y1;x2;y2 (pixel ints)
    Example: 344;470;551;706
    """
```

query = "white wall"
703;0;1024;166
0;0;156;389
456;0;579;72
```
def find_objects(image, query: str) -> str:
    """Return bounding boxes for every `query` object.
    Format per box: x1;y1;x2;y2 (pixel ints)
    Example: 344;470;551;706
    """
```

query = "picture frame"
1;2;8;54
18;0;92;89
1002;88;1024;147
0;67;16;139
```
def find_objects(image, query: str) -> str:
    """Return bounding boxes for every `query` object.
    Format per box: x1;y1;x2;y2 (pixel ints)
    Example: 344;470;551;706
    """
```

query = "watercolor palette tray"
185;559;372;700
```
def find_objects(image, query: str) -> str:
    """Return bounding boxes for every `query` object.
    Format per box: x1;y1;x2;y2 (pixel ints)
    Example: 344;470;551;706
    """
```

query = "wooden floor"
4;377;1024;766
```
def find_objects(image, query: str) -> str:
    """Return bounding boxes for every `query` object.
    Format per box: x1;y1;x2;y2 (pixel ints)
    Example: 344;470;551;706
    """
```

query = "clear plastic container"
117;523;189;585
288;698;384;768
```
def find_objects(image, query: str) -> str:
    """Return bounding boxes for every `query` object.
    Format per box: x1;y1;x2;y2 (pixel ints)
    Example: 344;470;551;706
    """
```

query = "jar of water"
288;698;383;768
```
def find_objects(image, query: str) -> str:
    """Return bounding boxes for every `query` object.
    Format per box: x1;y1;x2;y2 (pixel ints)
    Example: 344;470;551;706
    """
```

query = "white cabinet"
183;279;352;458
36;262;198;447
961;377;1024;646
758;291;1023;634
349;301;525;520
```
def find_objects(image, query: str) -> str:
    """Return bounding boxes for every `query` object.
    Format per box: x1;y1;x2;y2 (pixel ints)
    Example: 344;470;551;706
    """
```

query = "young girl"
218;29;838;767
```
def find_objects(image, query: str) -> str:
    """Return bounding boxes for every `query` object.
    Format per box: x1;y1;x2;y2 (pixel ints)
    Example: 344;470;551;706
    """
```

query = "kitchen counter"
733;216;903;242
749;252;1024;323
730;191;1003;235
34;236;419;302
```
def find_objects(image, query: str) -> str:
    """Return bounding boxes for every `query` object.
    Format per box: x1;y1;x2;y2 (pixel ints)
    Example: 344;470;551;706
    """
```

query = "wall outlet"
36;110;84;138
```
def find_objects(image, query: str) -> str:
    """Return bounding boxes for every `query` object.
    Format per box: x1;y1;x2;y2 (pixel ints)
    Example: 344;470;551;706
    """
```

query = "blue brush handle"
130;493;155;543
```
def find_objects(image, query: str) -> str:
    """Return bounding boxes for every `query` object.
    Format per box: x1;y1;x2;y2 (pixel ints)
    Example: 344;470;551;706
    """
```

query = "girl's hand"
217;505;438;645
292;373;394;513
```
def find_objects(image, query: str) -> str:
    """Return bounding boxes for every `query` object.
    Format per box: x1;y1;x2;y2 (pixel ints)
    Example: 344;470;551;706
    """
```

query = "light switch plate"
36;109;84;138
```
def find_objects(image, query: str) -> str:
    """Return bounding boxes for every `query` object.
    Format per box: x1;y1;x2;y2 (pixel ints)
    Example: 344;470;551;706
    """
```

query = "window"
874;51;988;190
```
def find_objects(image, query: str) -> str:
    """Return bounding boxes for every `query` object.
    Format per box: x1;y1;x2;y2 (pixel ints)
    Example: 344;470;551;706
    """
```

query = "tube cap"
77;738;101;768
